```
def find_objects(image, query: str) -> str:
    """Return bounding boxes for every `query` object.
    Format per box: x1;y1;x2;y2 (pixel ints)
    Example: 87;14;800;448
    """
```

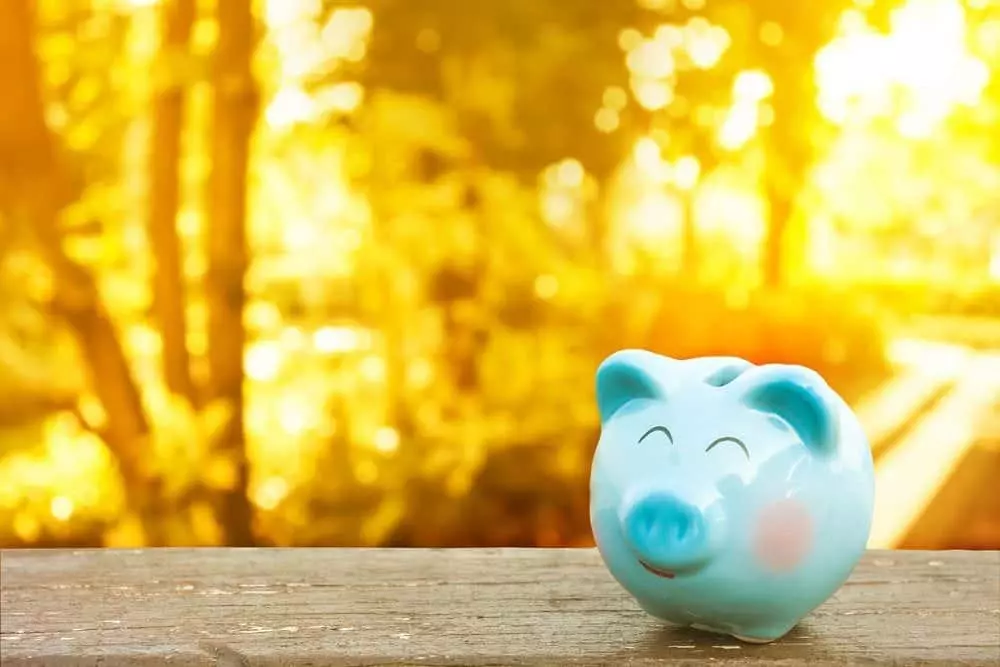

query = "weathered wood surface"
1;549;998;666
868;352;1000;548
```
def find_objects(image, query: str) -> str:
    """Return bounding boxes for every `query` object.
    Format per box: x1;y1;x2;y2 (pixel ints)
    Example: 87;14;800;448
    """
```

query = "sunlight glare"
633;80;675;111
553;159;585;189
534;274;560;300
264;0;322;29
655;24;684;48
733;70;773;102
759;21;784;47
618;28;644;52
633;137;662;173
886;338;971;377
603;86;629;111
373;427;400;454
594;107;621;133
279;400;312;435
254;476;289;511
266;86;315;129
816;0;988;131
313;326;363;354
627;38;675;79
674;156;701;190
50;496;75;521
684;19;730;69
627;193;684;243
693;175;765;244
281;219;320;251
359;355;386;382
541;191;577;224
245;342;283;381
718;103;759;150
319;82;365;113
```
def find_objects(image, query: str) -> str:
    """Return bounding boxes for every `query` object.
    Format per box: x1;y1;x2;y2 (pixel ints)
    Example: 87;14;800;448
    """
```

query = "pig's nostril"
650;513;689;543
670;515;693;542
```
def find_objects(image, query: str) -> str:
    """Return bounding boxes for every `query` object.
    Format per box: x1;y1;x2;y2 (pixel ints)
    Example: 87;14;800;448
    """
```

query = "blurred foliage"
0;0;997;549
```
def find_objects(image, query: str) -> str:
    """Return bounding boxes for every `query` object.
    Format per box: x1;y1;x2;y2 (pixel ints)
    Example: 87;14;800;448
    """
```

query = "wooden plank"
853;367;953;456
902;315;1000;351
854;336;976;457
2;548;999;665
900;438;1000;550
869;353;1000;549
900;395;1000;549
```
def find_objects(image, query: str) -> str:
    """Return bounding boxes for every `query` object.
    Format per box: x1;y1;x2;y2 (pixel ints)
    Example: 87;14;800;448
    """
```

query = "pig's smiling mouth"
638;560;676;579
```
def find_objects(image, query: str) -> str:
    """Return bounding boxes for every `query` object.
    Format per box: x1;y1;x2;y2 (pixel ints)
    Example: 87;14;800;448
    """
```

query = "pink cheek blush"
753;499;814;573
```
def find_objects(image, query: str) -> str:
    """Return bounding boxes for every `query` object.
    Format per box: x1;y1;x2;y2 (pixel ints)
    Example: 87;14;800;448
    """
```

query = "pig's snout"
621;493;716;572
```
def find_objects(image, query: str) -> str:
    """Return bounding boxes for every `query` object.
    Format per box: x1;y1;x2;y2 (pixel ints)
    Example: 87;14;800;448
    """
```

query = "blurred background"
0;0;997;551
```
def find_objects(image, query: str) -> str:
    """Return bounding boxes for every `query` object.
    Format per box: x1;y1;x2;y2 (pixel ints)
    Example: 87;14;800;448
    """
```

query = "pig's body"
590;350;874;643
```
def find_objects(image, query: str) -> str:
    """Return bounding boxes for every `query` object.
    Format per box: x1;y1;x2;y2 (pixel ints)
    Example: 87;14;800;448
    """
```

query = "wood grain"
2;548;998;665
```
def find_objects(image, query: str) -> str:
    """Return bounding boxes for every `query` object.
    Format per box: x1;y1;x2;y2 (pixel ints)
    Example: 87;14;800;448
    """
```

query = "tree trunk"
758;37;818;291
204;0;259;546
680;191;699;281
762;179;791;289
147;0;197;403
0;0;161;541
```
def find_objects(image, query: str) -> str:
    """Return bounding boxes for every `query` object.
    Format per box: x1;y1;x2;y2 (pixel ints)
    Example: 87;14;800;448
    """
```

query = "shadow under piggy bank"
605;619;856;665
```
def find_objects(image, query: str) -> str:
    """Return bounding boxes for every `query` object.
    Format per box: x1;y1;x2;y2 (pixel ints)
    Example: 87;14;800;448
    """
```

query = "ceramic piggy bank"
590;349;874;643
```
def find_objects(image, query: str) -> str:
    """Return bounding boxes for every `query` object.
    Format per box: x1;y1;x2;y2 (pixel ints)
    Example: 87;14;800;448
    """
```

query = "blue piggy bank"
590;350;874;643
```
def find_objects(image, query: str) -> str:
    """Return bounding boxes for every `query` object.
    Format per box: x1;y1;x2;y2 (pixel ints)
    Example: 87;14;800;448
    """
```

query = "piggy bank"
590;349;874;643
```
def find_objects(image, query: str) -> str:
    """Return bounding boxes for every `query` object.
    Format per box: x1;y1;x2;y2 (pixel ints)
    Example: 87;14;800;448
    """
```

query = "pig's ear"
595;349;667;423
730;364;839;456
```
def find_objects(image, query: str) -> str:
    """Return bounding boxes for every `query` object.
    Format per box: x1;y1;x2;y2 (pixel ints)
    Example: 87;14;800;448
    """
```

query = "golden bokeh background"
0;0;997;550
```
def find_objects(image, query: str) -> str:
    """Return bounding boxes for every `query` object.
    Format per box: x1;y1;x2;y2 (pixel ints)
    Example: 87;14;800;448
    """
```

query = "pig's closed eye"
639;425;673;445
706;436;749;460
